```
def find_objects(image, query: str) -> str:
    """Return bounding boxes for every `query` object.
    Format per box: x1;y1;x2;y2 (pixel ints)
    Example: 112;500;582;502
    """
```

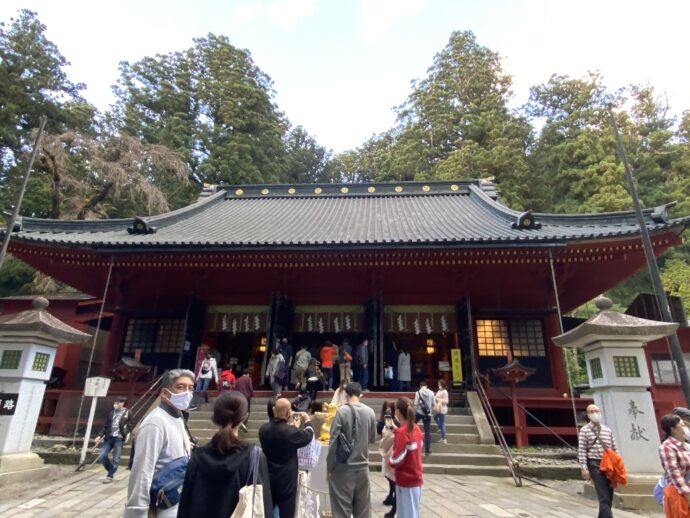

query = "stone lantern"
553;295;677;474
0;296;90;485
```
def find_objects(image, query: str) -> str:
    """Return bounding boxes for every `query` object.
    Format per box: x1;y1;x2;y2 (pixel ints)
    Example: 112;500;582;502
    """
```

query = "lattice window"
32;352;50;372
650;355;678;384
476;319;546;357
124;319;184;354
0;350;22;369
476;320;509;356
613;356;640;378
589;357;603;380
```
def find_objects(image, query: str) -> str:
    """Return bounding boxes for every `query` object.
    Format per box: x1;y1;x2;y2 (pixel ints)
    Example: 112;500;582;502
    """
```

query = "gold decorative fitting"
422;185;430;192
288;188;296;194
261;188;269;195
450;184;459;191
367;186;376;193
314;187;322;194
394;186;403;193
340;187;349;194
235;189;244;195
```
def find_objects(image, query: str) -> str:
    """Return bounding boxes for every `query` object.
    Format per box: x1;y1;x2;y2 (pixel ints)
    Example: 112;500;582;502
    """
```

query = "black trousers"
275;493;297;518
588;459;614;518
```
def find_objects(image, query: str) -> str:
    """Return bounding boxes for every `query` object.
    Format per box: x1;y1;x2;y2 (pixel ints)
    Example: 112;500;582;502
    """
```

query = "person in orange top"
320;341;336;390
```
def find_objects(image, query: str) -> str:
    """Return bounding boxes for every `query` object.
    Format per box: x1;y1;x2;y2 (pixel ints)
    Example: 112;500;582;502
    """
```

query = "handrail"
473;370;522;487
482;375;577;449
129;371;167;423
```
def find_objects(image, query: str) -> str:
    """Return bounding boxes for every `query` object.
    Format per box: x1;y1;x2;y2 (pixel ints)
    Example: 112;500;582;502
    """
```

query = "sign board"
0;393;18;415
84;376;111;398
438;361;451;372
451;349;462;382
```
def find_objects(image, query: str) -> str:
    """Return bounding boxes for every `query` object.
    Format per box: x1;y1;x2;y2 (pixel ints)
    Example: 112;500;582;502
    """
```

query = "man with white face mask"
125;369;196;518
577;404;619;518
94;396;131;483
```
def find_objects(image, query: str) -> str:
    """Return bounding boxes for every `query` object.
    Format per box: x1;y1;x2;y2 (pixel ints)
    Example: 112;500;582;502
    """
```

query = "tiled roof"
6;180;689;251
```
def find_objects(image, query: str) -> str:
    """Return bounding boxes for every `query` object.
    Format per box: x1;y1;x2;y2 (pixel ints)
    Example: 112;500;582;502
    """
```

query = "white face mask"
684;427;690;441
167;389;193;411
588;412;602;424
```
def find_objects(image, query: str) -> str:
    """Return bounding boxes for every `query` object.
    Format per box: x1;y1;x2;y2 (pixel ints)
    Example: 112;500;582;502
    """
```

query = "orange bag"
664;483;690;517
599;448;628;488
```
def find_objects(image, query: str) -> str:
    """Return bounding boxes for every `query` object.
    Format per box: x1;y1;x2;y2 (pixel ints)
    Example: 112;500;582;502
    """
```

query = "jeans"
322;367;333;390
588;459;614;518
359;366;369;390
415;413;431;454
434;413;446;439
98;436;123;478
192;377;211;406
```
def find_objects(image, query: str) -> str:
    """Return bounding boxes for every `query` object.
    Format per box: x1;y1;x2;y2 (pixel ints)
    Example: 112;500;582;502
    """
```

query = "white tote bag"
231;446;265;518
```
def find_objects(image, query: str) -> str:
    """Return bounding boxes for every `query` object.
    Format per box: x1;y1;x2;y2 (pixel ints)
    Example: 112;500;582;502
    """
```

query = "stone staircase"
35;393;512;477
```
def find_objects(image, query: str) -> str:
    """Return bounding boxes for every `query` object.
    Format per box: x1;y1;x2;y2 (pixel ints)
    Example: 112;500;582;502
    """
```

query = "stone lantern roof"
0;296;91;343
552;295;678;349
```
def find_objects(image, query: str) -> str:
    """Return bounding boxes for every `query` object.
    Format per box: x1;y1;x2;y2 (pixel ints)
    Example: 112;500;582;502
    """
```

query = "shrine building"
3;179;690;445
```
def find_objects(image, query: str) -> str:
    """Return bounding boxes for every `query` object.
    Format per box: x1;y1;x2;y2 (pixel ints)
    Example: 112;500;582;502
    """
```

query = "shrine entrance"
382;305;458;390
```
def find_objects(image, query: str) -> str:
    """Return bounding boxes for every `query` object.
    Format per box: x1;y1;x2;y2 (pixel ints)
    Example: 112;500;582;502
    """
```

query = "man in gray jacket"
124;369;195;518
414;380;436;456
327;382;377;518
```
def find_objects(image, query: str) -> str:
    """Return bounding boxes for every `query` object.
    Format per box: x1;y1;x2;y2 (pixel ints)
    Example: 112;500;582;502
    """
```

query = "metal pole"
609;107;690;406
548;249;580;434
71;256;115;448
0;116;47;270
79;396;99;466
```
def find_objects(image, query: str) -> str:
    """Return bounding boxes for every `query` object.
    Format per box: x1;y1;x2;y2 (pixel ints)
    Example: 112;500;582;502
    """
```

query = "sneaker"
103;477;113;484
439;438;447;444
424;452;431;457
188;406;198;411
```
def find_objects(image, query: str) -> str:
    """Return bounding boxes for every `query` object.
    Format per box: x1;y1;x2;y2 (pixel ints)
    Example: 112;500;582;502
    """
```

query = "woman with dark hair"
434;380;449;444
659;413;690;516
378;400;399;517
389;397;424;518
177;391;273;518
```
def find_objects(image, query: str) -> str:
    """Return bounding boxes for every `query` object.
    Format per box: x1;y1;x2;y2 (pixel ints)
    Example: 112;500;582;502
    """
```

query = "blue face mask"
166;389;193;411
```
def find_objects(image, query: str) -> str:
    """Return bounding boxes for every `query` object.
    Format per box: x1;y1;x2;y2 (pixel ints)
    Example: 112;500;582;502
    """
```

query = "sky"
1;1;689;152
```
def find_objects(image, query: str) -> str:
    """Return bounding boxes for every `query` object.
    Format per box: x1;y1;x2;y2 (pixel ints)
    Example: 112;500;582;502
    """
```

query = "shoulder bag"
231;446;265;518
335;405;356;464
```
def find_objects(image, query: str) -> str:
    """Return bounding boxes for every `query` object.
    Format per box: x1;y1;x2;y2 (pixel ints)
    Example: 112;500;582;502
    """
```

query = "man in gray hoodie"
124;369;195;518
327;382;377;518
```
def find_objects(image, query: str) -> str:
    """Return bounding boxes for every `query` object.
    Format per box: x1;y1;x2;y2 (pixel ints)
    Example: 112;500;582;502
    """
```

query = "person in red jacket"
389;397;424;518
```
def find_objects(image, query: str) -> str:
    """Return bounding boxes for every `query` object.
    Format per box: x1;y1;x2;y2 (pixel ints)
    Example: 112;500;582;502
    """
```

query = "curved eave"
5;219;687;254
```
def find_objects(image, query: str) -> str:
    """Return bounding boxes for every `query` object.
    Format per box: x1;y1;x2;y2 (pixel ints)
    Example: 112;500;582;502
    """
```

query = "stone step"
187;412;474;425
369;451;508;466
369;443;502;455
369;462;511;477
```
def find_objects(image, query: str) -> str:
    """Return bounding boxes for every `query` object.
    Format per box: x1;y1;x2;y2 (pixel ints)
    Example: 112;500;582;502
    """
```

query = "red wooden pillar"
100;313;126;376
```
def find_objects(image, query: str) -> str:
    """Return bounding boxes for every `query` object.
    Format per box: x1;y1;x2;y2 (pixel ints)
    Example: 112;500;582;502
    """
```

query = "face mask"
589;413;602;424
684;427;690;441
113;404;122;410
167;389;193;411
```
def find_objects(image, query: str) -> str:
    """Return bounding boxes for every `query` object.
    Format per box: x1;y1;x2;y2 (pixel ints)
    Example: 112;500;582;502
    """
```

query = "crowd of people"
119;367;455;517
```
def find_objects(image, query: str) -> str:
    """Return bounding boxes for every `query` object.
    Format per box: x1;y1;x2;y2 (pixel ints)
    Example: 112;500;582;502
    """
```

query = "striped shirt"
659;437;690;495
577;422;618;467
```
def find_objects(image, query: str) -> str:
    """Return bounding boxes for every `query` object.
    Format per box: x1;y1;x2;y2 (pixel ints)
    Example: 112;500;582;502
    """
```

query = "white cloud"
360;0;426;42
266;0;318;31
233;0;318;32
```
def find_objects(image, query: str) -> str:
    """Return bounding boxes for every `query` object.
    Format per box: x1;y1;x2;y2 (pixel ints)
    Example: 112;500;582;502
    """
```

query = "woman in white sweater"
434;379;449;443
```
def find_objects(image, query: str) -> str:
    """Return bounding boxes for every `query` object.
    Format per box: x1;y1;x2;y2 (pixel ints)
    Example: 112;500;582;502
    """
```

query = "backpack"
417;390;431;416
149;456;189;509
200;359;212;375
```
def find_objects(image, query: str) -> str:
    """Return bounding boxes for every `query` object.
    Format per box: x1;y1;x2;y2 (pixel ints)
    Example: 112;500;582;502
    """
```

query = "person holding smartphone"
378;401;399;517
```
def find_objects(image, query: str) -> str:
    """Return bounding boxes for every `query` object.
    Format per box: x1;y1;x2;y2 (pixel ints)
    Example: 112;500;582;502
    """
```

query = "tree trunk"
76;181;114;220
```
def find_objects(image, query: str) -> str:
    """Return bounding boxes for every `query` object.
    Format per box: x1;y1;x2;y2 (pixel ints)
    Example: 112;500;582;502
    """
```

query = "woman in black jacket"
178;391;272;517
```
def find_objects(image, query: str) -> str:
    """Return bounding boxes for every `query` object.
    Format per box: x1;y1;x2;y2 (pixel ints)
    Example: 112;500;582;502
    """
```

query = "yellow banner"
451;348;462;382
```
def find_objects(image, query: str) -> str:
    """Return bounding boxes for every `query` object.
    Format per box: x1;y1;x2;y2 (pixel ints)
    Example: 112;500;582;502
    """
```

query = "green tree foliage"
112;34;290;186
328;31;531;205
283;126;332;183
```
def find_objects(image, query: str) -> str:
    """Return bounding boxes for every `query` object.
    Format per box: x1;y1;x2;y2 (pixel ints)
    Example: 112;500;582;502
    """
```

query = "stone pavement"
0;465;664;517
